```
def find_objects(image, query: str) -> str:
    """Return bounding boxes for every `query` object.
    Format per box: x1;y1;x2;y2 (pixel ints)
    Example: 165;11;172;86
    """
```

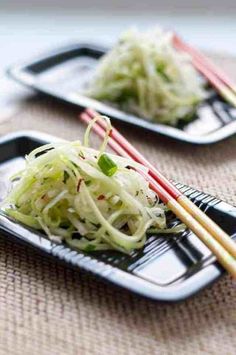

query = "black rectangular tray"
0;131;235;301
7;43;236;144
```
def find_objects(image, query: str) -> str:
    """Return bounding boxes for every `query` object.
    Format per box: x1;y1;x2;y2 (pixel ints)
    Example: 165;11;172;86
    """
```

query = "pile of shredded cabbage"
2;117;184;253
86;28;206;125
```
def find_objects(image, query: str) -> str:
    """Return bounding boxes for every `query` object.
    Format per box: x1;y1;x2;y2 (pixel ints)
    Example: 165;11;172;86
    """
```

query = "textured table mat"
0;53;236;355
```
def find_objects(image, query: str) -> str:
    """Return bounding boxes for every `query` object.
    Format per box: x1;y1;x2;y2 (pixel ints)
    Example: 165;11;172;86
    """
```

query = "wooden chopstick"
173;34;236;108
80;109;236;277
173;34;236;95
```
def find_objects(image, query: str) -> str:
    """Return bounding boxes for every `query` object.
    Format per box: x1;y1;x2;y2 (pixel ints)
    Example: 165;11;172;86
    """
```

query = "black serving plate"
7;43;236;144
0;131;235;301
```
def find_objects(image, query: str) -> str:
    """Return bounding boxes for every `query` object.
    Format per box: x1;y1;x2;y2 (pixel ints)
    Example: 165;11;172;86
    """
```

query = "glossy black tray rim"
0;130;235;302
7;43;236;145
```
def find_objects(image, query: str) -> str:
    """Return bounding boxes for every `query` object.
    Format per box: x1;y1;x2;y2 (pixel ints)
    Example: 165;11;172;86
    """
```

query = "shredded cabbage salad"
2;116;184;253
86;28;206;125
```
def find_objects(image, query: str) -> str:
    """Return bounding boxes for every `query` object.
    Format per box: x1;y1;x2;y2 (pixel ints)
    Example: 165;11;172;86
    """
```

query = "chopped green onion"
156;63;170;82
63;170;70;183
84;244;96;252
98;153;118;177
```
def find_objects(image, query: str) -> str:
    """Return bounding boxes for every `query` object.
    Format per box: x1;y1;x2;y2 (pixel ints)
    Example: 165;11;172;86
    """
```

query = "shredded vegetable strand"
84;114;111;157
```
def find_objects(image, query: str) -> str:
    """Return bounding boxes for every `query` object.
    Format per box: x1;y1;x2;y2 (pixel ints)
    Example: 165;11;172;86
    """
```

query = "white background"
0;0;235;73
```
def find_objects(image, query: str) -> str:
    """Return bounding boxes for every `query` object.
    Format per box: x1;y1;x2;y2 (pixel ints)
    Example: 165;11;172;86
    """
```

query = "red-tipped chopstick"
80;108;236;278
173;34;236;108
173;34;236;95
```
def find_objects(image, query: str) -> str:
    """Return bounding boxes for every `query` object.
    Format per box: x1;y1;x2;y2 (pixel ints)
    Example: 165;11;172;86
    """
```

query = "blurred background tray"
7;43;236;144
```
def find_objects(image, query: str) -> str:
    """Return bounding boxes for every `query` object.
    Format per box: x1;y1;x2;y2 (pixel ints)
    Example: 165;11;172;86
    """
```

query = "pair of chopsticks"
80;108;236;278
173;34;236;108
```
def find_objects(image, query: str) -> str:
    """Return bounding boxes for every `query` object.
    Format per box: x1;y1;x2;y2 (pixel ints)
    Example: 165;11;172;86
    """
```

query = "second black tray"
7;43;236;144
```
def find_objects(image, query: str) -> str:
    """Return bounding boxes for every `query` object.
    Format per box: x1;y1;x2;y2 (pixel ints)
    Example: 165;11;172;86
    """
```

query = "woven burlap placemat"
0;53;236;355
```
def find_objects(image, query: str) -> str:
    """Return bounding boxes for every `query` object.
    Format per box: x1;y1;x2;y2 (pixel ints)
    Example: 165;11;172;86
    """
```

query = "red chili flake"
97;194;105;200
126;165;135;171
77;178;84;192
41;194;49;202
108;129;113;137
